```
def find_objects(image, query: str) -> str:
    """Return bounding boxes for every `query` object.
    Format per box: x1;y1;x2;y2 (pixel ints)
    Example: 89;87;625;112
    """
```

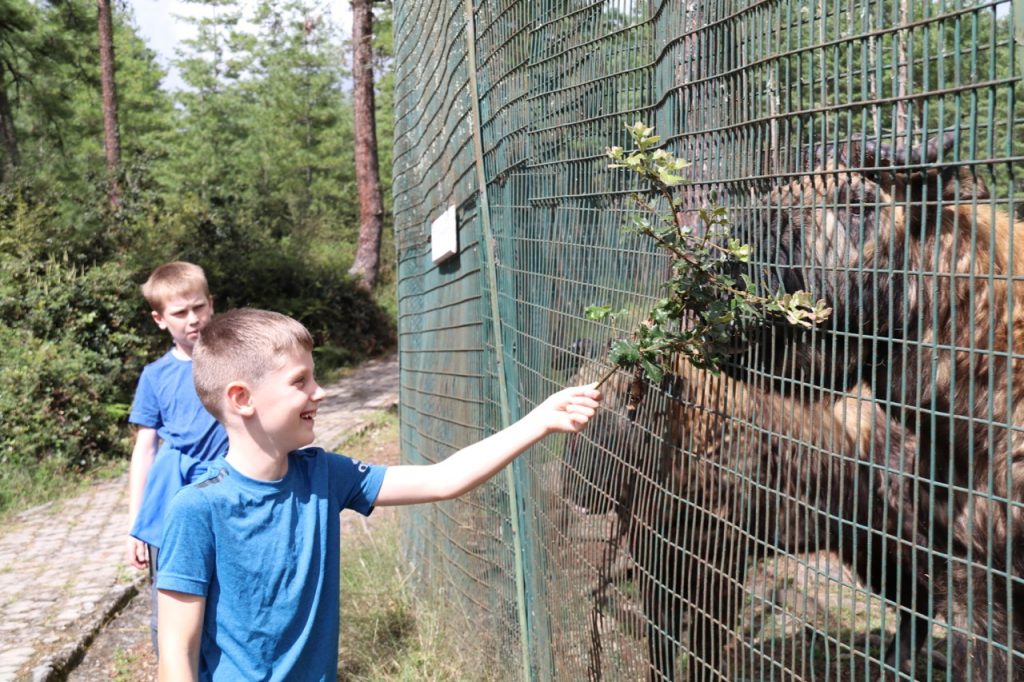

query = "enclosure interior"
393;0;1024;677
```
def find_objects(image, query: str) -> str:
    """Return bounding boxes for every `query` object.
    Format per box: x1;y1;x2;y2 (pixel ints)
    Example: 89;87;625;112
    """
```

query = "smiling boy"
126;262;229;652
156;308;601;681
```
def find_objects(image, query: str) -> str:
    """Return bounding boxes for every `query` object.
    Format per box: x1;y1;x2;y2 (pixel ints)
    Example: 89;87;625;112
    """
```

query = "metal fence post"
1015;0;1024;75
462;0;534;679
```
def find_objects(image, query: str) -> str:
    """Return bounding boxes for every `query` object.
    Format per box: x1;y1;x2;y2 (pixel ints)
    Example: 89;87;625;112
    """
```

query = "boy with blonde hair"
127;261;229;651
157;308;601;681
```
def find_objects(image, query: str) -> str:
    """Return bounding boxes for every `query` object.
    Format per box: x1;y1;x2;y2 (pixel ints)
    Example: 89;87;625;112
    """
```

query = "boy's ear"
151;309;168;330
225;382;254;417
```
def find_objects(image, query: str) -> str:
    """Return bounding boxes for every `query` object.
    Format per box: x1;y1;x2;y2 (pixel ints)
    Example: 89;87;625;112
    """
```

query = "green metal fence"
392;0;1024;678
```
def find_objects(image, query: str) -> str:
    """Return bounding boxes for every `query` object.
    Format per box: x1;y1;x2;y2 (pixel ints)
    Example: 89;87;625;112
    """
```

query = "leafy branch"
587;121;831;388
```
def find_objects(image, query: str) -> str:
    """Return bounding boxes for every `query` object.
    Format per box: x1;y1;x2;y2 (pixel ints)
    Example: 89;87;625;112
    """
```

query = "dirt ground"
68;422;401;682
67;574;156;682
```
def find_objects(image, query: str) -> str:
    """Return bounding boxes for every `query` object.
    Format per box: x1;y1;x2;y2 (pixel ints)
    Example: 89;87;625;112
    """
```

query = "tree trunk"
348;0;384;292
96;0;121;208
0;67;18;182
894;0;911;144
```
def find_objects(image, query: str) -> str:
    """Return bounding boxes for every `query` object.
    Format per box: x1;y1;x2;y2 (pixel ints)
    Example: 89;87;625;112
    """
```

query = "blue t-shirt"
157;448;388;682
129;349;229;546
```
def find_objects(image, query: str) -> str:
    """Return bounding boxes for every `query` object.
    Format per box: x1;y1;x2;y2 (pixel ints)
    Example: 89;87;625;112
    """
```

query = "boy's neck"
224;437;290;481
171;343;193;360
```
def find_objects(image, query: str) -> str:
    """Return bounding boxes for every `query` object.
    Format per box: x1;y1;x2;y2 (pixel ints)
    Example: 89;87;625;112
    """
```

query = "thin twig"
594;364;620;389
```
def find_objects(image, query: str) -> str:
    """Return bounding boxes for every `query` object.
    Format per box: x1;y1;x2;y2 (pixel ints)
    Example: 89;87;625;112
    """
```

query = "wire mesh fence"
392;0;1024;679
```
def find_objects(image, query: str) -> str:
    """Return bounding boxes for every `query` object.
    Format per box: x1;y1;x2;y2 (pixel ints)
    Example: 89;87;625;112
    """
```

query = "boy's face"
152;291;214;356
249;349;326;453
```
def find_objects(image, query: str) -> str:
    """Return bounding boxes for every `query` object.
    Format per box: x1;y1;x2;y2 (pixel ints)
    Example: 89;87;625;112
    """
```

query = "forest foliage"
0;0;396;513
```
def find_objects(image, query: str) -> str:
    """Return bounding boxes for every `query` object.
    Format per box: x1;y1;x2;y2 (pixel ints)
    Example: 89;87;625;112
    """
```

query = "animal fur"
756;134;1024;677
563;133;1024;679
566;353;932;680
559;344;640;518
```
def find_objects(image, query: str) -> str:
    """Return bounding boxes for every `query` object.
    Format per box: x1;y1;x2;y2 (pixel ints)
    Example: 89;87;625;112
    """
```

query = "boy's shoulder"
292;447;379;473
130;349;196;420
170;460;231;504
139;348;184;378
150;347;183;367
191;461;231;489
172;449;383;500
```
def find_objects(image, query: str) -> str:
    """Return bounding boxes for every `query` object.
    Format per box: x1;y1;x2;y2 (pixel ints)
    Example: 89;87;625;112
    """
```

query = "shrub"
0;255;150;364
0;256;148;515
0;326;133;513
0;326;127;465
168;212;396;369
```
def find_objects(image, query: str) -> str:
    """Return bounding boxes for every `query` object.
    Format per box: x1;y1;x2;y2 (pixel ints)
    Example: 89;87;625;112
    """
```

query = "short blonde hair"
193;308;314;420
141;261;210;313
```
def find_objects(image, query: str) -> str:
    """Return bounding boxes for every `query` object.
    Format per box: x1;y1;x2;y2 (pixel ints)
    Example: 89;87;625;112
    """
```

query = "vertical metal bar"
462;0;532;679
1015;0;1024;76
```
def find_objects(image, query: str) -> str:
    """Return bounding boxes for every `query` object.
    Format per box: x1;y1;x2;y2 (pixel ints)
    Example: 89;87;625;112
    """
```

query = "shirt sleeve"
326;452;387;516
128;365;163;429
156;488;215;596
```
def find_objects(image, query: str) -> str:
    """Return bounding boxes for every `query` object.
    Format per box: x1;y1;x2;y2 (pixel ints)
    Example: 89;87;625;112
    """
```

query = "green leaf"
594;120;832;380
609;339;641;366
656;171;685;186
639;357;664;383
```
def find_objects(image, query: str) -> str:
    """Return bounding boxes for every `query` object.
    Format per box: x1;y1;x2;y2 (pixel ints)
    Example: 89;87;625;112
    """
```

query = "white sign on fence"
431;205;458;264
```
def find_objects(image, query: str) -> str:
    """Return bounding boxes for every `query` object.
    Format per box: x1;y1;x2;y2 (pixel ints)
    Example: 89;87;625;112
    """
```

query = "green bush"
0;255;148;516
239;256;396;355
0;326;131;513
0;327;127;466
167;209;396;370
0;256;149;363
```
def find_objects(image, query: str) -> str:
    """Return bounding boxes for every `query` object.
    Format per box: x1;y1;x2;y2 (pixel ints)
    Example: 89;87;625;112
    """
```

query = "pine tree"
96;0;121;206
348;0;384;291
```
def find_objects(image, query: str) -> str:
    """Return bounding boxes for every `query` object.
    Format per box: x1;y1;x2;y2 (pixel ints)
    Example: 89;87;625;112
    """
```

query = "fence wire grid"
392;0;1024;679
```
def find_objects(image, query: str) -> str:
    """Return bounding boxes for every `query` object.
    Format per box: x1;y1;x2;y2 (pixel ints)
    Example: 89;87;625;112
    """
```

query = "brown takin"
566;351;931;681
754;133;1024;677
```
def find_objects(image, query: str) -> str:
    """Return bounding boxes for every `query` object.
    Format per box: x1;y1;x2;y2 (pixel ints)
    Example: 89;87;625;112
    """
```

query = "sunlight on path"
0;478;137;681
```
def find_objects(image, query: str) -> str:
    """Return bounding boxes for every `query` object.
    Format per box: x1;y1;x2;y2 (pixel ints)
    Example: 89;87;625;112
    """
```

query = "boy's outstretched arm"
158;590;204;681
375;384;600;506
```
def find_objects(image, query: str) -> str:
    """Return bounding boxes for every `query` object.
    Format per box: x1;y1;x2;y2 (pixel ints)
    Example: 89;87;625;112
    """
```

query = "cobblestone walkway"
0;354;399;681
0;480;135;681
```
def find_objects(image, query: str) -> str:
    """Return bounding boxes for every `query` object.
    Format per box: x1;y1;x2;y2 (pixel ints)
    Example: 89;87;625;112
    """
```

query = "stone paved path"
311;354;401;451
0;354;399;681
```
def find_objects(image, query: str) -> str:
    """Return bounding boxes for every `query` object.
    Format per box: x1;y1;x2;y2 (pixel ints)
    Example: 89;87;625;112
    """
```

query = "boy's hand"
126;536;149;570
531;384;602;434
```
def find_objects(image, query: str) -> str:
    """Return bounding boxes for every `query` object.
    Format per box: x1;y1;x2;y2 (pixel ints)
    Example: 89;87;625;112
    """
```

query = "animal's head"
744;132;990;389
550;337;596;378
767;133;987;305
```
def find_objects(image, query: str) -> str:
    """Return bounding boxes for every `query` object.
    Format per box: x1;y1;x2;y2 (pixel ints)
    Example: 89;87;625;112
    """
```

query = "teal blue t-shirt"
157;448;387;681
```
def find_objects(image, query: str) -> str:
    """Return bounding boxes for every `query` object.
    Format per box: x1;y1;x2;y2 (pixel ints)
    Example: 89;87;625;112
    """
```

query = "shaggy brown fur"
661;372;933;680
560;370;638;518
758;134;1024;677
566;355;931;680
563;134;1024;680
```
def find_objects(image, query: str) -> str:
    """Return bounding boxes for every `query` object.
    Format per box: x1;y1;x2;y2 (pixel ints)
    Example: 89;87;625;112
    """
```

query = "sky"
128;0;352;91
129;0;202;90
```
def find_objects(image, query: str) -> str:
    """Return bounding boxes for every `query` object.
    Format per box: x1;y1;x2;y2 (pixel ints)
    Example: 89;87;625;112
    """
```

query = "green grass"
337;412;491;681
111;646;142;682
0;455;128;526
338;408;401;451
337;515;505;681
339;519;462;681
